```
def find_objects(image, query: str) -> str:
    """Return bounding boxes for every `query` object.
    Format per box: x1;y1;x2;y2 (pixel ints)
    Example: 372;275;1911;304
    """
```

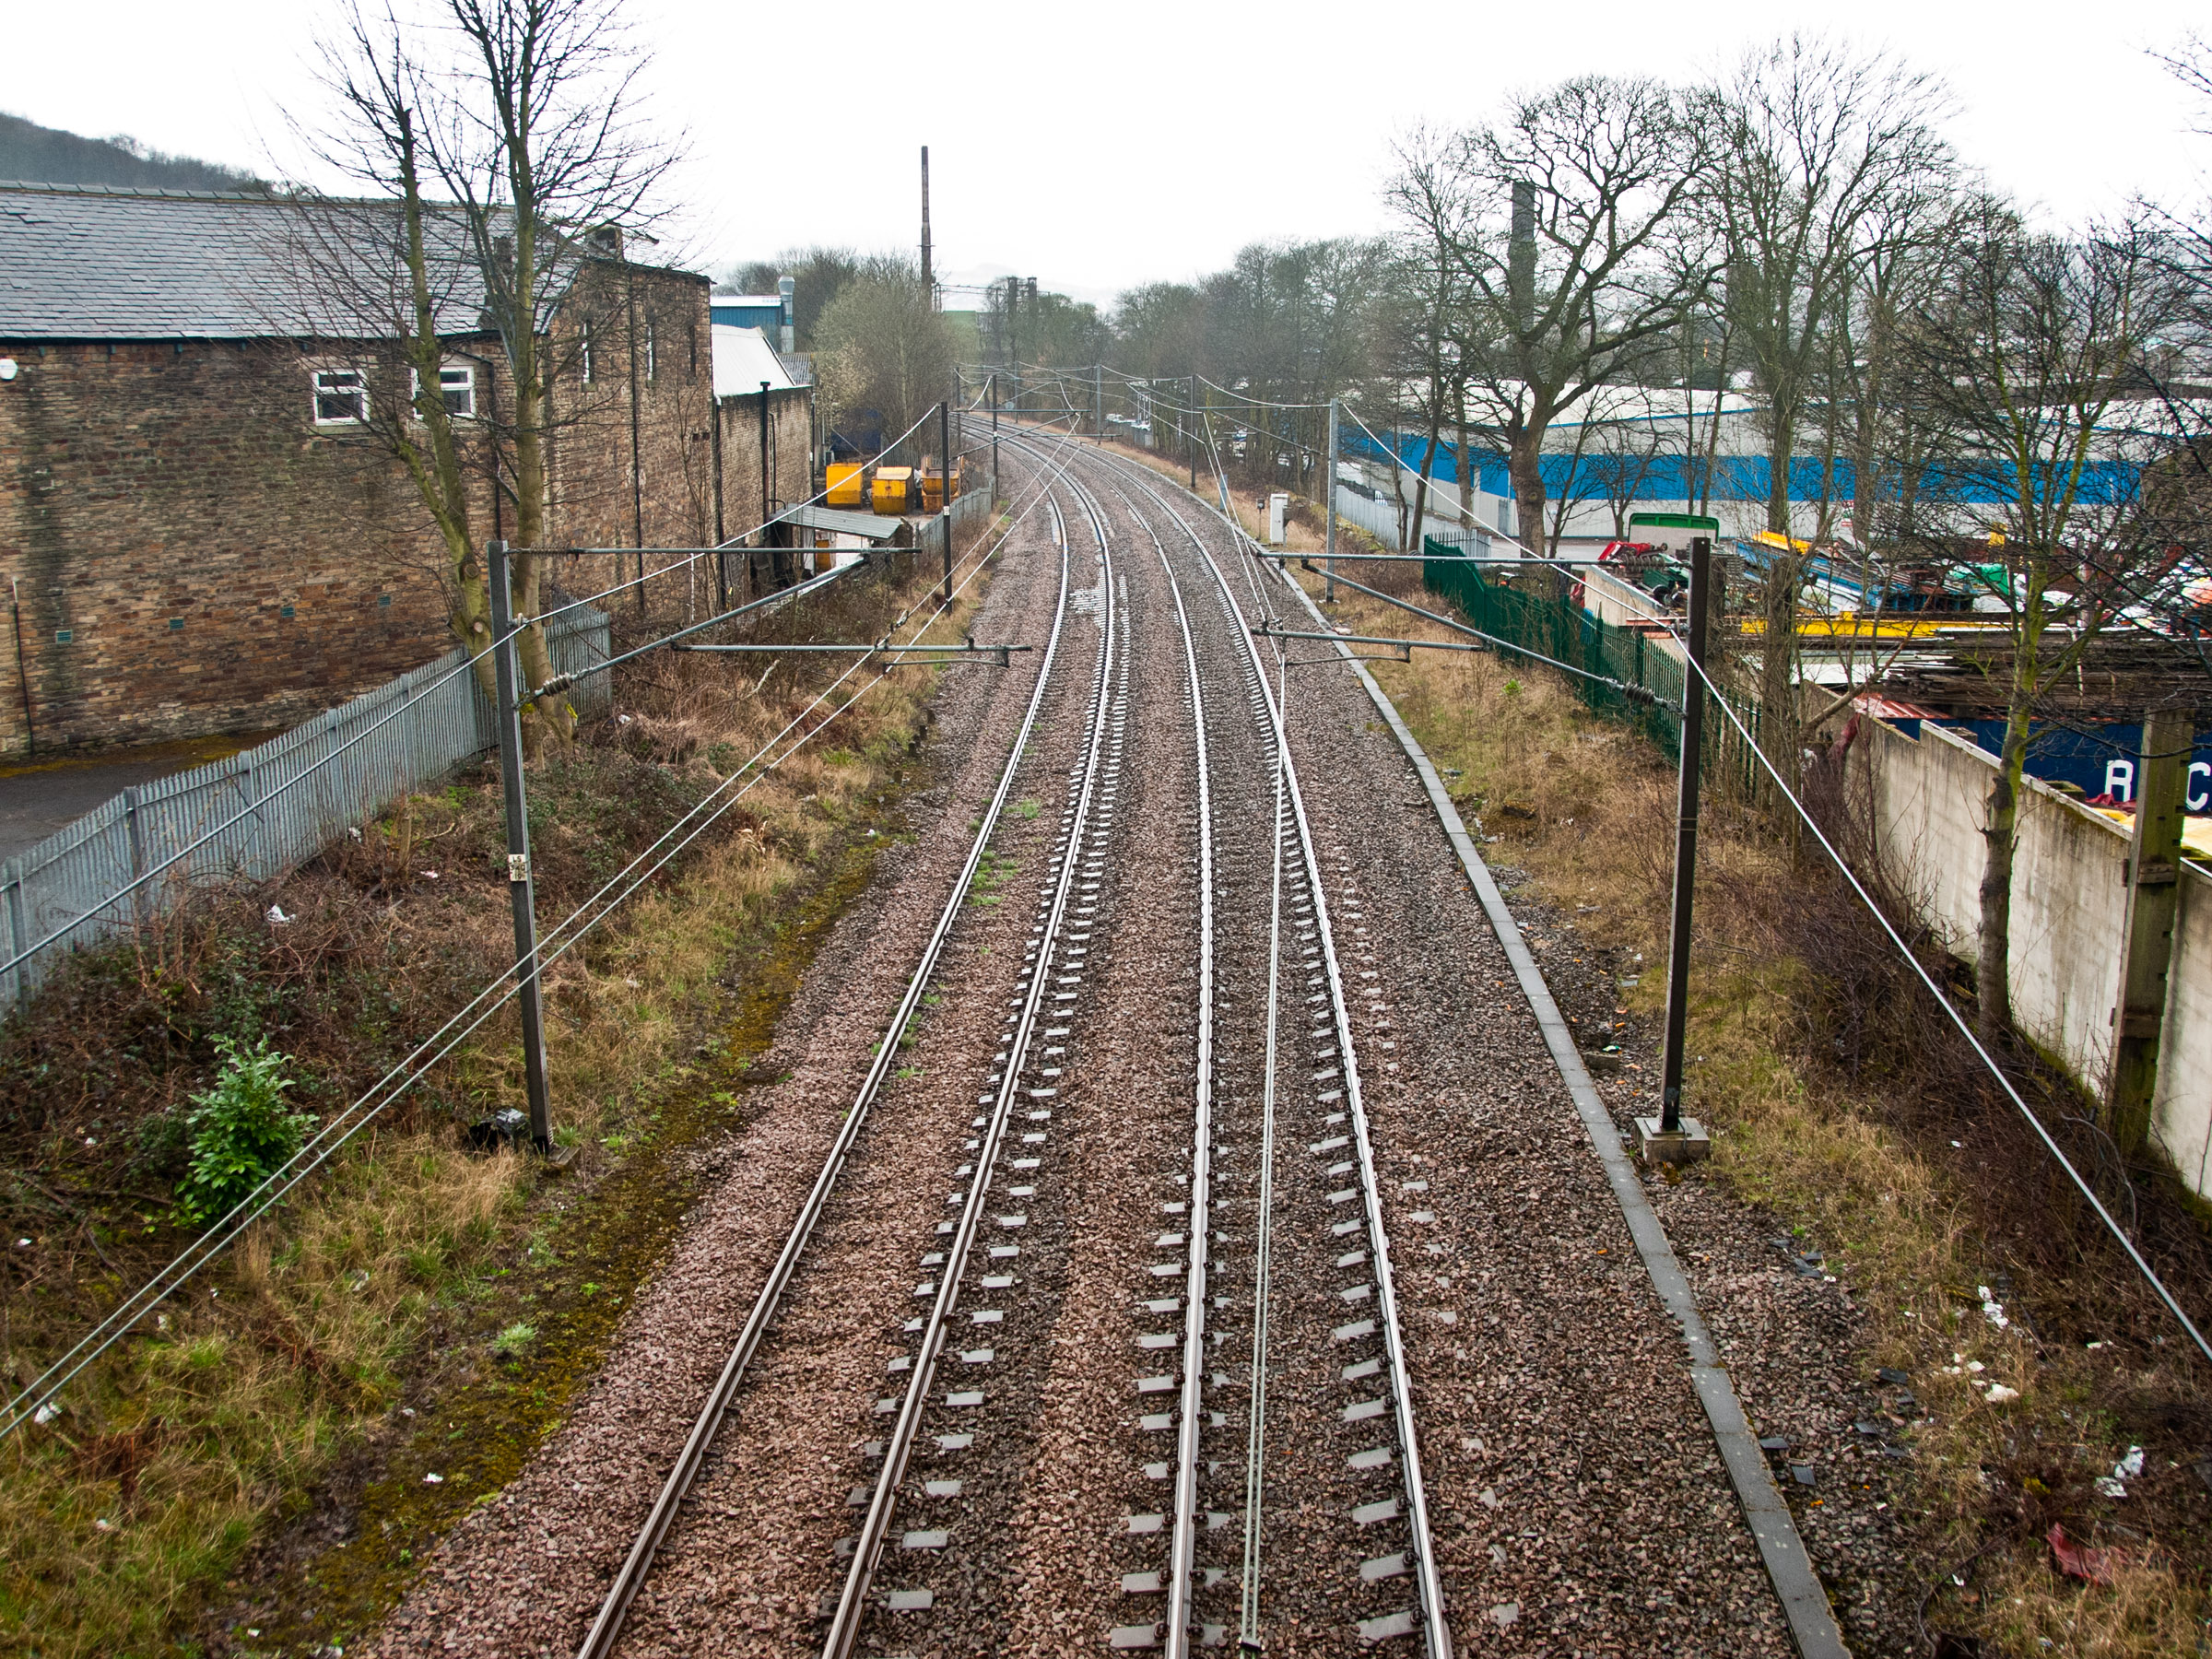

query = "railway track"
567;429;1455;1655
572;442;1098;1659
377;418;1840;1659
820;474;1129;1652
1078;448;1453;1656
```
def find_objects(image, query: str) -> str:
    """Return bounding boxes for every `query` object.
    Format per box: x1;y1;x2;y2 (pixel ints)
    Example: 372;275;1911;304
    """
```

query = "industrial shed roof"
711;324;799;396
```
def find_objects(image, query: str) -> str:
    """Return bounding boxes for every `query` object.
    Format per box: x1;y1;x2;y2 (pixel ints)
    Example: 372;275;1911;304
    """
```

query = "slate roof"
0;181;704;343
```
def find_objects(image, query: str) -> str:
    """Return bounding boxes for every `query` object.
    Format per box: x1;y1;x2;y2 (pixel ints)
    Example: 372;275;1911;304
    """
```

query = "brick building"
0;181;815;754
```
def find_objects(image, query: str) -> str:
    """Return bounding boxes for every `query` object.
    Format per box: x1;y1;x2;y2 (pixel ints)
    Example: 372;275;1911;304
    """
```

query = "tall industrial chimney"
920;146;933;296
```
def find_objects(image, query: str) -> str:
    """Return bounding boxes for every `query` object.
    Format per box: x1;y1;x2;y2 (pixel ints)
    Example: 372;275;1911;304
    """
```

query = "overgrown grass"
1326;570;2212;1656
0;540;997;1656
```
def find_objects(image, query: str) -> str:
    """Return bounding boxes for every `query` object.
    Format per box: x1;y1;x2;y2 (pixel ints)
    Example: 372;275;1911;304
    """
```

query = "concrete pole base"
1633;1115;1711;1166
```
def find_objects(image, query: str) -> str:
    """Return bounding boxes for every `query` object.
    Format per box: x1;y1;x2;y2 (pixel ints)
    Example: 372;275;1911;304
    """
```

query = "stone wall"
0;335;457;747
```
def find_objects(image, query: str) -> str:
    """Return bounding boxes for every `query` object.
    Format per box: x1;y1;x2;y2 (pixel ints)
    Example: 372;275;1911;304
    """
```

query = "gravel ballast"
358;441;1888;1657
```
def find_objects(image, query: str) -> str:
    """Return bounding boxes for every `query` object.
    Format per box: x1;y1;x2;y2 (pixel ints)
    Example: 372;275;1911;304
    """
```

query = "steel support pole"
758;381;774;588
710;400;728;613
939;399;953;604
1656;537;1712;1136
1095;362;1103;443
1324;397;1339;605
488;539;554;1151
10;579;32;759
1188;375;1198;490
990;372;1000;502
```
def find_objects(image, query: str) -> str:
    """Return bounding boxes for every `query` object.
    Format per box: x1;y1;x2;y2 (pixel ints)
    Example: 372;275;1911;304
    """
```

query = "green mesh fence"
1418;538;1768;796
1420;538;1686;751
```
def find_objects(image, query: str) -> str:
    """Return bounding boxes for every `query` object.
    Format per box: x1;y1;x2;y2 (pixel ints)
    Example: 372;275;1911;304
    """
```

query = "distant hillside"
0;112;266;193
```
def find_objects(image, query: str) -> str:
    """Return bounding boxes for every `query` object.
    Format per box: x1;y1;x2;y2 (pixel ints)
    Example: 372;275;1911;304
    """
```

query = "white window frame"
407;360;478;420
312;368;368;425
644;320;656;382
580;320;594;385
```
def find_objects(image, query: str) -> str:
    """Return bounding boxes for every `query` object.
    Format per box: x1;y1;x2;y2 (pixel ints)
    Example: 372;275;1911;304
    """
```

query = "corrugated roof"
775;503;903;541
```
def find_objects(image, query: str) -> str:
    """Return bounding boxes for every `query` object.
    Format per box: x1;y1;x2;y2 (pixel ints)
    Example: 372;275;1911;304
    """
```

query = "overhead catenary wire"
533;396;956;632
0;427;1094;1441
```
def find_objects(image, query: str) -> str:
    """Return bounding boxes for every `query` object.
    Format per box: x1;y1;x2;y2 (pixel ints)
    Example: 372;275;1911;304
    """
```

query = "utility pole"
920;146;932;297
1095;362;1104;443
2107;709;2192;1153
1189;375;1198;491
990;371;1000;502
1324;397;1339;604
939;399;953;605
1640;536;1712;1165
488;539;554;1152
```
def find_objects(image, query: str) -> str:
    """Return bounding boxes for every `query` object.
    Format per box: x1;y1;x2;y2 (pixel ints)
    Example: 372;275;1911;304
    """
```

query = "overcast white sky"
9;0;2209;306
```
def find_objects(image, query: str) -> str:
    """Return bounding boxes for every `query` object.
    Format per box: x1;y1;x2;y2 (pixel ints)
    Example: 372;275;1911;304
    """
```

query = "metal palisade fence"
0;607;611;1009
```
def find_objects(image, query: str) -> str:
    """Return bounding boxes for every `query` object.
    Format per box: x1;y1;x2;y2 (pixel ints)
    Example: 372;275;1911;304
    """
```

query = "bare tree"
1388;81;1710;570
292;0;676;747
1705;36;1955;792
813;265;955;453
1900;205;2187;1040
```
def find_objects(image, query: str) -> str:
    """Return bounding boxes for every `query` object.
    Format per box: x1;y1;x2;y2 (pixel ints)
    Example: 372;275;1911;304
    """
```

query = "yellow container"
871;466;913;515
826;462;865;508
922;459;961;511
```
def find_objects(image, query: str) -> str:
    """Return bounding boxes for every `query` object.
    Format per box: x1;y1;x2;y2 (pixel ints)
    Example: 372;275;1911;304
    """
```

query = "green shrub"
172;1037;316;1226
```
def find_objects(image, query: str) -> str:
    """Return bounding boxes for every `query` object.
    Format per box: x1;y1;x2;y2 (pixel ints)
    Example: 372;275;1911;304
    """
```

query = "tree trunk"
1766;403;1795;535
1510;435;1559;594
1976;687;2034;1041
1408;422;1441;553
1757;547;1803;830
1454;382;1477;533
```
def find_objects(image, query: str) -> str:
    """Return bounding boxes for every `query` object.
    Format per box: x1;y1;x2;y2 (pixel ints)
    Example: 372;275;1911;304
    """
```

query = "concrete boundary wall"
1858;717;2212;1196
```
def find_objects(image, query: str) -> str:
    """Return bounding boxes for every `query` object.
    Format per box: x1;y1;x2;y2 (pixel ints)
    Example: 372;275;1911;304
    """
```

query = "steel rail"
1114;465;1291;1654
819;477;1122;1659
1083;445;1454;1659
1085;480;1218;1658
571;489;1078;1659
1241;648;1289;1648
